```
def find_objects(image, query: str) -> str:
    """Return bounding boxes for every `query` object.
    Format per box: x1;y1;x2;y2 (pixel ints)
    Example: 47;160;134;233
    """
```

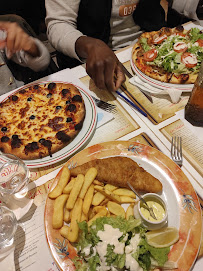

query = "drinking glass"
0;206;17;249
0;153;30;199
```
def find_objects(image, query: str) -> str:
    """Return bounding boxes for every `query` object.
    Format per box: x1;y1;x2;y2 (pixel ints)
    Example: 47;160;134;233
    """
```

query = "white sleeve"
172;0;199;21
45;0;84;61
13;38;51;72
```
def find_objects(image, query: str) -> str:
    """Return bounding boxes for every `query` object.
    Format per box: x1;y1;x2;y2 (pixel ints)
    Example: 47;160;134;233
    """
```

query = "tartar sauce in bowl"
134;193;168;230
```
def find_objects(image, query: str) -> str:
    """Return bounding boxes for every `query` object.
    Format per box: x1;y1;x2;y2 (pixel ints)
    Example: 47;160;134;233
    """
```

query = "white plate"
131;57;193;92
25;84;97;168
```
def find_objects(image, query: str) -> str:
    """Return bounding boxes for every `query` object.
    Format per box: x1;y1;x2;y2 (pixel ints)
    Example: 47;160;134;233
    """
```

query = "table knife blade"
121;63;153;103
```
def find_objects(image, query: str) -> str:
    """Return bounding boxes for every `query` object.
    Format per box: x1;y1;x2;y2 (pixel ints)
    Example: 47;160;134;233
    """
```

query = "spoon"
127;182;157;220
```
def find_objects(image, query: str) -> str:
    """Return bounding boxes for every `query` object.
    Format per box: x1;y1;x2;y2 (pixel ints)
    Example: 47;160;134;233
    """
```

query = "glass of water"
0;153;30;199
0;206;17;249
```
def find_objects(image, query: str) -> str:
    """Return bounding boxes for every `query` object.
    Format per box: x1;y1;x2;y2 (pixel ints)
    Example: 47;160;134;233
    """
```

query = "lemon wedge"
146;227;179;248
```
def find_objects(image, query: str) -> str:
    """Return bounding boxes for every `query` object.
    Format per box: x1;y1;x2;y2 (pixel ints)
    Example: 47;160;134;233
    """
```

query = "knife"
121;63;153;103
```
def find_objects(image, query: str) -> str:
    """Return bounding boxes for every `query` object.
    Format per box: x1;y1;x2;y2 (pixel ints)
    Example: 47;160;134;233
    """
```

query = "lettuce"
75;216;170;271
132;238;170;271
189;28;203;43
90;215;141;235
139;37;151;52
106;244;126;269
87;254;100;271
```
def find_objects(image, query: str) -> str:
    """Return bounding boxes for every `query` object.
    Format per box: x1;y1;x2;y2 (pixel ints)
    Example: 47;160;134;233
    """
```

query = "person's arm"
45;0;125;91
171;0;199;21
45;0;83;60
0;21;50;71
14;38;51;72
76;36;125;91
0;21;40;57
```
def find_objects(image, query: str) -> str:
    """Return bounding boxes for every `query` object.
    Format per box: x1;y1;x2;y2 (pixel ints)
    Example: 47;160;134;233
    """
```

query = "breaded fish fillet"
70;157;162;193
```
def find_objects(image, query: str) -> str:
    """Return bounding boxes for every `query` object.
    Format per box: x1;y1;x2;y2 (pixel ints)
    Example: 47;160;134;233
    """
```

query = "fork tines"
91;96;117;113
171;136;183;167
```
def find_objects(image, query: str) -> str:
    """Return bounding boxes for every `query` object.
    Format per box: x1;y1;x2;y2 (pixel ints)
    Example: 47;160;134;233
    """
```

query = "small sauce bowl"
134;193;168;230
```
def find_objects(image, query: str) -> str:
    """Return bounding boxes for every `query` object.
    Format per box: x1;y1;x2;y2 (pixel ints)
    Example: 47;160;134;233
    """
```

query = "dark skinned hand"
0;21;40;58
75;36;126;92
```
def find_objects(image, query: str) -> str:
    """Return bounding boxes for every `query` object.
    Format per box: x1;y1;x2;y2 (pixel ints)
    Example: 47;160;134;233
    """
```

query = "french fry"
67;198;83;242
79;167;97;199
93;185;103;192
93;206;107;214
60;225;69;239
66;174;84;209
94;186;120;203
113;188;136;198
104;184;118;192
107;201;125;218
107;211;111;217
120;196;135;203
100;198;109;206
49;167;70;199
69;209;73;220
92;191;105;206
63;177;75;194
64;209;70;223
88;208;108;226
81;212;88;222
83;184;94;215
52;194;69;229
126;204;135;220
93;180;104;186
88;207;96;220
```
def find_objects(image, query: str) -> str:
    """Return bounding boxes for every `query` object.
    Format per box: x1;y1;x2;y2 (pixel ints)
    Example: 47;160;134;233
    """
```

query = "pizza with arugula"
132;26;203;84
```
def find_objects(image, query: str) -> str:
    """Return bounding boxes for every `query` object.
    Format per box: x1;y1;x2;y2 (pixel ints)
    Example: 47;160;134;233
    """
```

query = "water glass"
0;206;17;249
0;153;30;198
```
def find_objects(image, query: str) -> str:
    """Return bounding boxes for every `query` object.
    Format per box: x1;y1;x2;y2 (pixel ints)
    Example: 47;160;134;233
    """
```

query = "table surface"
0;24;203;271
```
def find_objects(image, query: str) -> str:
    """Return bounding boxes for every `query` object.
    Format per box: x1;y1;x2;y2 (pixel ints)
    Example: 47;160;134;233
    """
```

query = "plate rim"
130;56;193;91
0;81;97;168
44;140;202;271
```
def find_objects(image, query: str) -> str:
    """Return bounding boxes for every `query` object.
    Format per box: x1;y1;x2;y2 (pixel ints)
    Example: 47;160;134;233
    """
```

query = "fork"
91;96;117;113
171;136;183;167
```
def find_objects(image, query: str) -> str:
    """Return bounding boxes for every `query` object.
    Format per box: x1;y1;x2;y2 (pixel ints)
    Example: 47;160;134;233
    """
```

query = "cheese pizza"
132;26;203;84
0;82;86;160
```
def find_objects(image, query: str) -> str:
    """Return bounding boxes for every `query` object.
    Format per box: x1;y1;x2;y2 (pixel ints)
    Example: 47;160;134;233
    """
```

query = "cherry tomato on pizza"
143;49;158;62
153;34;167;44
196;39;203;47
181;52;197;68
173;42;188;53
175;32;186;37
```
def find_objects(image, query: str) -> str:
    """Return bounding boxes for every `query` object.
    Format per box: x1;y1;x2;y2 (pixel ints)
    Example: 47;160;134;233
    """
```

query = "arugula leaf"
189;28;203;43
139;37;151;52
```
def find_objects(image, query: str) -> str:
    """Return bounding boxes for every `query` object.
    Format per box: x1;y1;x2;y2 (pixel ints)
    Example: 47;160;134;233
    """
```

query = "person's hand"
0;21;40;58
76;36;126;91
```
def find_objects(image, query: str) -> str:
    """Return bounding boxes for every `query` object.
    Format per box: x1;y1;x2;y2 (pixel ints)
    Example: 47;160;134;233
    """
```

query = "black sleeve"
133;0;166;31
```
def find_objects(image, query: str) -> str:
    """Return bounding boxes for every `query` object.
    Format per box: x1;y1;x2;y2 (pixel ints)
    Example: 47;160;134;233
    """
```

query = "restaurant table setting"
0;21;203;271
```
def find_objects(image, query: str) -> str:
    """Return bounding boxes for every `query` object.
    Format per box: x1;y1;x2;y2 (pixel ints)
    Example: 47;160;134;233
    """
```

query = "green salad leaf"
75;216;170;271
132;238;170;271
139;37;151;52
189;28;203;43
106;245;126;269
